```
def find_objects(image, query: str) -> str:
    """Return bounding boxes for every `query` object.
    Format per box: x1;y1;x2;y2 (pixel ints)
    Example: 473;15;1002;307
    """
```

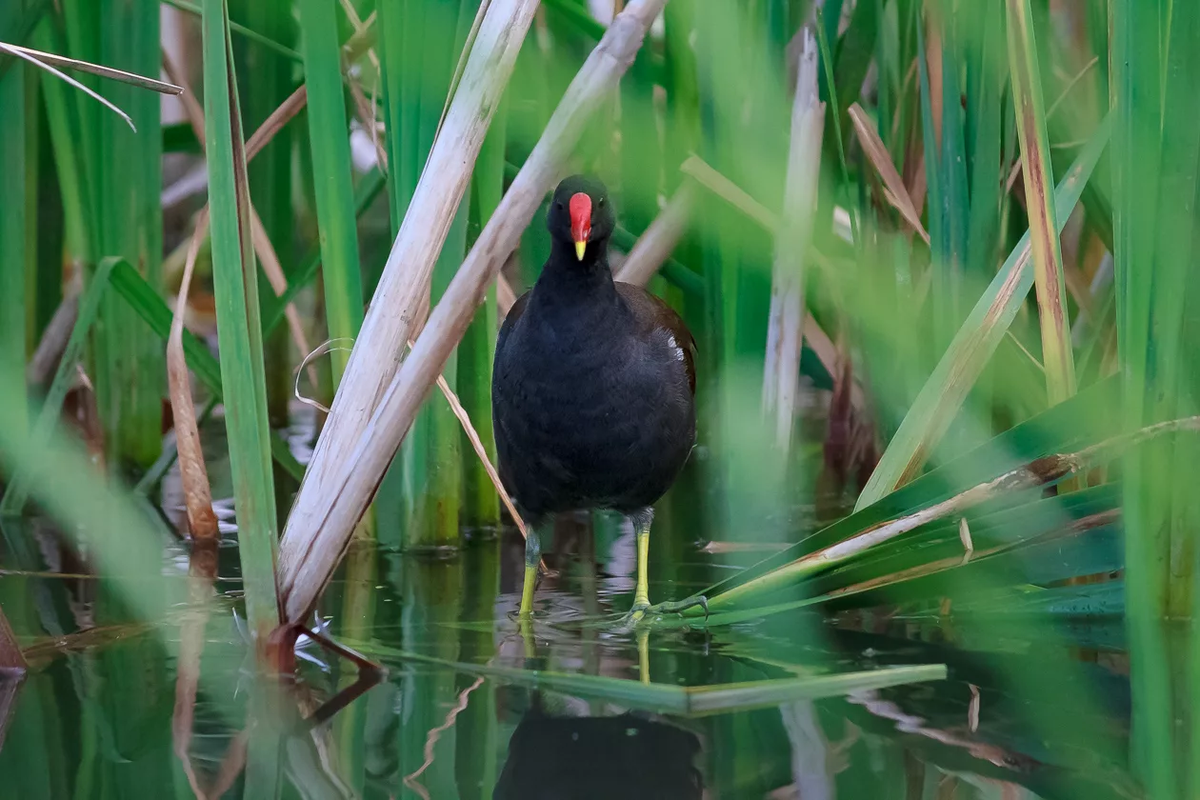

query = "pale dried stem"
0;41;136;130
423;346;528;538
0;605;25;671
246;86;307;161
278;0;663;624
26;285;81;387
348;77;388;170
338;0;381;75
848;102;930;244
613;181;697;287
764;27;824;451
497;272;519;318
5;42;182;94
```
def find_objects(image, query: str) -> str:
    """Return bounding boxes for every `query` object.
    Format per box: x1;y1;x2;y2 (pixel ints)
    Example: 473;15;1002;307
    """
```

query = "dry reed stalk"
162;51;319;389
0;41;135;130
245;86;307;160
3;42;182;95
168;210;220;540
277;0;666;623
763;27;824;450
26;289;80;387
497;272;519;318
848;103;930;244
425;348;528;538
613;181;697;286
0;606;24;672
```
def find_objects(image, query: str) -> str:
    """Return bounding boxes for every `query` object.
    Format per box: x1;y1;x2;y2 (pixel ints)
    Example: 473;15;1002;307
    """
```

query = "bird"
493;707;704;799
492;174;707;625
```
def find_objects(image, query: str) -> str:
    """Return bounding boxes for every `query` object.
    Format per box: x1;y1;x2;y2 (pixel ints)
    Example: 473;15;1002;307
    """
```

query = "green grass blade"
162;0;302;62
32;22;90;264
937;4;969;328
1113;0;1195;794
232;0;296;426
1005;0;1076;407
965;0;1005;281
376;0;476;550
458;98;506;529
260;166;384;335
352;639;945;718
298;0;364;384
698;376;1119;613
85;0;164;471
0;48;27;434
0;364;172;622
201;0;279;637
857;114;1109;509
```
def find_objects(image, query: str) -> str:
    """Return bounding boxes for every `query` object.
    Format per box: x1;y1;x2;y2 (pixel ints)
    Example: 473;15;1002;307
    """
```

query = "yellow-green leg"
634;518;651;609
616;510;708;629
517;525;541;619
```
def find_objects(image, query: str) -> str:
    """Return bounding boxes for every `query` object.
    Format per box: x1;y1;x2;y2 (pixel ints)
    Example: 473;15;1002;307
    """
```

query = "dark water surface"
0;512;1137;800
0;408;1138;798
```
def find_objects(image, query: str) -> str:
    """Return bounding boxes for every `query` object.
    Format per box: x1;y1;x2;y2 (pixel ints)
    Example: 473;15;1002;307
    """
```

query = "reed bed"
2;1;1199;795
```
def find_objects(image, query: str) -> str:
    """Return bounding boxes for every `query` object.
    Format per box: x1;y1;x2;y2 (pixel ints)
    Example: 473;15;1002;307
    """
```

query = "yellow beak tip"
574;240;587;261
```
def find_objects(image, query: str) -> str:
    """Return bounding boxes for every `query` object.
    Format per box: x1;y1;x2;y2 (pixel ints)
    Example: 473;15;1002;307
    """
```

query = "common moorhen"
492;174;706;624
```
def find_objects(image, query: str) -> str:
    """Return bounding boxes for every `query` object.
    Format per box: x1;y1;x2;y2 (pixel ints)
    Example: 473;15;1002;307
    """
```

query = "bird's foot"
613;595;709;631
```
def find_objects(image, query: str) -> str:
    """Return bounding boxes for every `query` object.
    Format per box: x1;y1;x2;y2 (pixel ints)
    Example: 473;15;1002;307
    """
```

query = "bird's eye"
557;202;564;210
598;198;605;206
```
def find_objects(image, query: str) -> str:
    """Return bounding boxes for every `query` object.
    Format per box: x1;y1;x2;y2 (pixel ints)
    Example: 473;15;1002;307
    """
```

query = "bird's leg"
517;524;542;619
632;512;652;611
615;510;709;628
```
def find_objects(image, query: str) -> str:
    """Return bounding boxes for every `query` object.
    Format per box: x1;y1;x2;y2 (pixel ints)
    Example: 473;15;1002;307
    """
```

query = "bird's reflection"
494;705;704;800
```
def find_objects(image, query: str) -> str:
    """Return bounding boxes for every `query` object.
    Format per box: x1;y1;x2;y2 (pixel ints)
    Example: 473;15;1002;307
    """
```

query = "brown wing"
615;282;698;396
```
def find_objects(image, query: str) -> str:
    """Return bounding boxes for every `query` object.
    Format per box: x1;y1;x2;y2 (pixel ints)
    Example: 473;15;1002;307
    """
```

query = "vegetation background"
1;0;1199;797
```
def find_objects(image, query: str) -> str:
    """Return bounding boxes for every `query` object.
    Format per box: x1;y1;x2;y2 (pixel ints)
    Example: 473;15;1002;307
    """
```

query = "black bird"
492;174;706;624
493;709;704;799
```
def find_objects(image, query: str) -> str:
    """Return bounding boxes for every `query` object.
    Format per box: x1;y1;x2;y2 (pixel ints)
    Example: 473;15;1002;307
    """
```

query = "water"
0;405;1138;799
0;512;1137;799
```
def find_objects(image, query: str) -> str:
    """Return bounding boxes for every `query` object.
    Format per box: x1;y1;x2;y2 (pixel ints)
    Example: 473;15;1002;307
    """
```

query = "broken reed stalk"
277;0;668;624
4;43;183;95
0;605;25;672
277;0;540;618
763;26;824;451
613;181;697;287
704;415;1200;614
168;209;220;540
848;102;930;244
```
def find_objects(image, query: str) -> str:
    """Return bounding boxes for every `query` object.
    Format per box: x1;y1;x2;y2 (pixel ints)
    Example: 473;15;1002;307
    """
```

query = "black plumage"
492;174;701;621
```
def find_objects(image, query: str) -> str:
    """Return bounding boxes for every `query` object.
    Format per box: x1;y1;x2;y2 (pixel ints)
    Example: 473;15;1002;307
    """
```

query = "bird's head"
546;174;615;262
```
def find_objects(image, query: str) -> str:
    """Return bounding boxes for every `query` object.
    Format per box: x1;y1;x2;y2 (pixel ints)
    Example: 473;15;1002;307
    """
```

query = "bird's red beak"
569;192;592;261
